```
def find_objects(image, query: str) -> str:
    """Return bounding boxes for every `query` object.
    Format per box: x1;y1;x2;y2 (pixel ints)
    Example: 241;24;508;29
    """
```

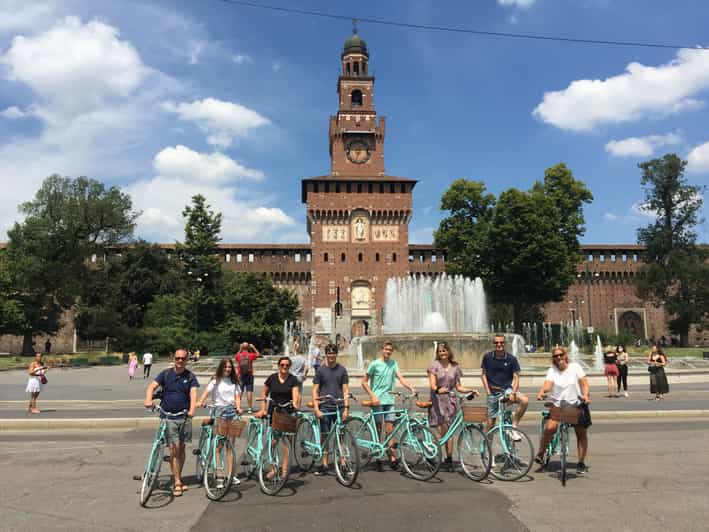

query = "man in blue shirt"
481;334;528;436
144;349;199;496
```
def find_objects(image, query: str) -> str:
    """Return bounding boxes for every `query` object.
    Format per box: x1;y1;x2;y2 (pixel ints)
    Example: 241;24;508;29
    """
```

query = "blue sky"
0;0;707;245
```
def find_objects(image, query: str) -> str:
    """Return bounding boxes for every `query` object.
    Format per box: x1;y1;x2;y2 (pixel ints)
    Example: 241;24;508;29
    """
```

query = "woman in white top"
535;347;591;474
26;352;49;414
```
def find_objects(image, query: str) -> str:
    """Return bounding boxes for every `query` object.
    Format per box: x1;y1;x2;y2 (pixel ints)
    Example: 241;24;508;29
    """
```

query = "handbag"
40;374;48;384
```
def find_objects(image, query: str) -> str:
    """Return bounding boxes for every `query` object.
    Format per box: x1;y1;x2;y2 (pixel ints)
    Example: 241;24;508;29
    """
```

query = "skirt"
604;364;619;377
26;376;42;393
650;367;669;395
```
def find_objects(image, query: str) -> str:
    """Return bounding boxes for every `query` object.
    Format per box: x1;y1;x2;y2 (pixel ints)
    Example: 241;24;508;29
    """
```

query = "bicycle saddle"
361;400;381;407
415;401;432;409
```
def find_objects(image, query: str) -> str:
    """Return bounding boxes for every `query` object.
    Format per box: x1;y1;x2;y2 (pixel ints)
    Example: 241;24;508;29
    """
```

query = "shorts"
604;364;619;377
372;404;397;423
240;373;254;391
487;392;504;420
165;417;193;445
214;405;237;420
318;407;342;434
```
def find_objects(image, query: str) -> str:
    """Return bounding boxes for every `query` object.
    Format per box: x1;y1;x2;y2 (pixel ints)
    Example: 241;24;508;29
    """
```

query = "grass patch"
0;352;127;370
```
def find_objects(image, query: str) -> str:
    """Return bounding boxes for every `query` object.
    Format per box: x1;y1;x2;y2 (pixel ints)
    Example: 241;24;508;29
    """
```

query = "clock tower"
329;27;385;176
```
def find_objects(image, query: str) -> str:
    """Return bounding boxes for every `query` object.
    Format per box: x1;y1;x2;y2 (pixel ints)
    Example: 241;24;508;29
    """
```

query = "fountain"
594;335;604;370
569;339;580;365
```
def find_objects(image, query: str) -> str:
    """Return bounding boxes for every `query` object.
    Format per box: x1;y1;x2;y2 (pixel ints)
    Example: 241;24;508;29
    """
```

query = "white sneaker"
509;429;522;442
624;392;629;398
232;476;241;486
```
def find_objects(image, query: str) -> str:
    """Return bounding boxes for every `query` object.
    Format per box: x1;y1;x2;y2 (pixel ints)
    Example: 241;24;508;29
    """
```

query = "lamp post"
577;266;599;340
187;270;208;347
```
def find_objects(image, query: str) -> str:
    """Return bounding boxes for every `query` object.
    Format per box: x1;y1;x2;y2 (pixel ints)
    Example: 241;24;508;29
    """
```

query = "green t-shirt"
366;358;399;405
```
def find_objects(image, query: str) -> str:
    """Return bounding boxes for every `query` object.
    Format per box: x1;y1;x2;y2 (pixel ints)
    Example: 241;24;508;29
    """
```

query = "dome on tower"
343;32;368;56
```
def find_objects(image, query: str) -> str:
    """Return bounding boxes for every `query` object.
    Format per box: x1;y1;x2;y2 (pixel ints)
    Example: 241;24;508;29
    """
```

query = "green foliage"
634;154;708;346
434;165;592;331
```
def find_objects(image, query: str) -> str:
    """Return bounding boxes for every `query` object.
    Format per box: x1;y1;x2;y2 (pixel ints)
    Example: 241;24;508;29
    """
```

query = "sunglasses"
279;363;291;368
174;357;186;361
552;354;564;359
494;341;505;345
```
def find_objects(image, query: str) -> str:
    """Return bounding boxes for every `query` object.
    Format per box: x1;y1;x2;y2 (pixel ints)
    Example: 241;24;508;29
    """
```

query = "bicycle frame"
540;410;571;461
299;405;347;461
350;396;422;460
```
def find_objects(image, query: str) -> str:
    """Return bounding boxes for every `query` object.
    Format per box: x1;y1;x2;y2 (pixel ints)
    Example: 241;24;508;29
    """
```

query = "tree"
634;154;708;346
434;165;592;332
0;175;137;353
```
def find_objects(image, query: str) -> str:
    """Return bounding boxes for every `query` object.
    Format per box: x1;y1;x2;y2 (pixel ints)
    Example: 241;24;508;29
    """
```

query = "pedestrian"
428;341;478;471
142;351;153;379
26;352;48;414
648;345;669;400
312;343;350;476
144;349;199;496
289;350;309;409
235;342;260;414
311;341;323;375
535;347;591;475
481;334;529;438
128;352;138;380
615;345;629;397
603;347;619;397
362;341;416;470
44;339;51;354
198;357;242;487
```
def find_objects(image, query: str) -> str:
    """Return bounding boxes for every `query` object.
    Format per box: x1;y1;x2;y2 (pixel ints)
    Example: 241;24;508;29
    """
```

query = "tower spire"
352;18;358;35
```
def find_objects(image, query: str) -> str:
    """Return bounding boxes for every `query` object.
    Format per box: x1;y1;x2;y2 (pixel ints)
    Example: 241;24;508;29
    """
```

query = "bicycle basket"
462;406;488;423
549;405;580;424
271;411;298;433
216;418;246;437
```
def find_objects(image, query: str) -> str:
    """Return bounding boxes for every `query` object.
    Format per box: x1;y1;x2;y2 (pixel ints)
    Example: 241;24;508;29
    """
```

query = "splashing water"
594;335;604;370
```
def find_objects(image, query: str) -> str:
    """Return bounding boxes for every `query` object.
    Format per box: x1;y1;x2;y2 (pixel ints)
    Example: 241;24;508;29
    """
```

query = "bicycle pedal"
163;455;171;462
192;449;201;455
132;475;142;481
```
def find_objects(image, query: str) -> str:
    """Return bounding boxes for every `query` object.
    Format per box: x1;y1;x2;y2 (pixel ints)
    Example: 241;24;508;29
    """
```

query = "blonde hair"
552;346;569;362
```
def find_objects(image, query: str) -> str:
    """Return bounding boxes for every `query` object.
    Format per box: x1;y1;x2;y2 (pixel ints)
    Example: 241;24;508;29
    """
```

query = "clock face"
346;140;371;164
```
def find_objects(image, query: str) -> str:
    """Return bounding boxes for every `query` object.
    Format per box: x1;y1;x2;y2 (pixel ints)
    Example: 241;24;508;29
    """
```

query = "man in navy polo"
481;334;528;436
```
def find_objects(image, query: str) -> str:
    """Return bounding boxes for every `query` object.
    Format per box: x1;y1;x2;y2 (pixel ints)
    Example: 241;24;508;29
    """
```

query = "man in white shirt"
143;352;154;379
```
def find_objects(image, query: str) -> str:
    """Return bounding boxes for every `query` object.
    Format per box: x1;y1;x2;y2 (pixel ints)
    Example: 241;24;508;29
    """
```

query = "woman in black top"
603;349;619;398
648;345;669;400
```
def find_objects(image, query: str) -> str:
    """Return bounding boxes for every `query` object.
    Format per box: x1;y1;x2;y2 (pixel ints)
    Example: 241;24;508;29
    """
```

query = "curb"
2;410;708;431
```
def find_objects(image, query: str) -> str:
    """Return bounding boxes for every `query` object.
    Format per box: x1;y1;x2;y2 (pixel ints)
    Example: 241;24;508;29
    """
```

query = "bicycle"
539;399;583;487
239;398;297;495
194;406;244;500
484;389;534;481
416;391;492;481
344;391;442;481
138;404;186;507
293;394;360;486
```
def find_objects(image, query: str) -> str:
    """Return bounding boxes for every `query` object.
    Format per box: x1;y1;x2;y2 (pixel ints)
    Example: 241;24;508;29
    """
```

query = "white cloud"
631;202;656;219
272;62;282;72
498;0;536;8
232;54;253;64
0;105;28;118
409;226;436;244
603;213;618;221
687;141;709;173
605;133;682;157
153;145;264;182
533;49;709;131
0;0;58;33
162;97;270;148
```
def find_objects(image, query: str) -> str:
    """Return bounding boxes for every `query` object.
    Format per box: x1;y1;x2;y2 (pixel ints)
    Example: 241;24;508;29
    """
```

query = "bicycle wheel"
237;422;259;480
487;425;534;481
194;426;210;483
344;417;376;466
139;440;163;507
293;417;318;473
259;433;290;495
560;426;567;487
399;423;442;481
334;427;360;487
204;437;236;501
457;424;491;482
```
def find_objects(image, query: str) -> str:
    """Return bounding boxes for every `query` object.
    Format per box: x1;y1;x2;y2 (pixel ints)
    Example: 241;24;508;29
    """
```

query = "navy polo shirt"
481;351;520;392
154;368;199;415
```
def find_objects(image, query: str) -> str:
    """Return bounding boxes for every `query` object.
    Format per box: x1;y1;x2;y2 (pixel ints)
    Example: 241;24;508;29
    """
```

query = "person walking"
235;342;260;414
481;335;529;437
648;345;669;400
44;339;52;354
603;347;619;397
26;353;48;414
142;351;153;379
428;341;478;471
289;350;309;409
144;349;199;496
361;341;416;470
310;341;322;375
312;343;350;476
128;353;138;380
615;345;629;397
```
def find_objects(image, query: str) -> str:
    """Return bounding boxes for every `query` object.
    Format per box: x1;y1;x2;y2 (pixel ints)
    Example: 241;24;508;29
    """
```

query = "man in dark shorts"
235;342;260;413
144;349;199;496
481;334;528;438
312;343;350;476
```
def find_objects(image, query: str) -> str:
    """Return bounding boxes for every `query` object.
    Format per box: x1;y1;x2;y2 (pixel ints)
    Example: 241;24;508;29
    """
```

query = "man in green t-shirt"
361;341;415;469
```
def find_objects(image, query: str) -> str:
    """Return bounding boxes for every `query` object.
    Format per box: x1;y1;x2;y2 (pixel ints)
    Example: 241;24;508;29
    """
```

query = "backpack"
237;352;252;375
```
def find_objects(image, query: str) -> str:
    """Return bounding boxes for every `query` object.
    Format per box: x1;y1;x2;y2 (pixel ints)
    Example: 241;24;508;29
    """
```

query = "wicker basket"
549;405;580;424
271;410;298;433
216;418;246;437
462;406;488;423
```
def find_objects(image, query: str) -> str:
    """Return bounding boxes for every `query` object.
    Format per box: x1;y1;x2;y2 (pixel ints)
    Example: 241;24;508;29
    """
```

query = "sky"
0;0;707;246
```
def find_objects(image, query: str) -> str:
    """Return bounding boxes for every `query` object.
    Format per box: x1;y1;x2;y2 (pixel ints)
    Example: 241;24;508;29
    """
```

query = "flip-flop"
172;484;183;496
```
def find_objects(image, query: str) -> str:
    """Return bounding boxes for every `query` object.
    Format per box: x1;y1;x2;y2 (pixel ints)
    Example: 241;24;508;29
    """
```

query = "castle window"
375;253;380;262
347;182;351;193
390;183;395;193
248;253;254;263
336;182;341;193
325;182;330;193
632;253;638;262
341;252;346;262
357;183;362;193
400;183;406;193
611;254;616;262
379;183;384;193
600;254;605;262
431;254;436;263
588;254;593;262
236;253;242;263
324;253;329;262
392;253;397;262
353;63;360;76
225;253;231;263
313;182;319;193
306;253;311;262
408;255;414;262
622;253;627;262
295;253;301;263
368;183;373;193
358;252;363;262
351;89;362;107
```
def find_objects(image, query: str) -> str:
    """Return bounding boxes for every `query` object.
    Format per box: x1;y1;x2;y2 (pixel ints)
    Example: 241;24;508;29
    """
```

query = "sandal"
172;484;183;496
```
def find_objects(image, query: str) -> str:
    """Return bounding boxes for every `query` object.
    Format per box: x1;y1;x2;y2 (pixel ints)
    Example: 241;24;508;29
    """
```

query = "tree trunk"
21;333;34;356
680;328;689;348
513;303;523;334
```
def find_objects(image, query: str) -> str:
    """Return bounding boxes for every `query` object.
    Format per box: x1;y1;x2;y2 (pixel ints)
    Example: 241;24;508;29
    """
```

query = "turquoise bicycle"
345;392;442;481
485;389;534;481
138;404;186;507
293;394;360;486
238;398;296;495
194;406;243;500
417;391;492;481
539;400;582;487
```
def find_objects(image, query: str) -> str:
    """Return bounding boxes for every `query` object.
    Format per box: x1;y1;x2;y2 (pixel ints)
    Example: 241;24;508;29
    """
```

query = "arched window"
324;253;329;262
392;253;397;262
351;89;363;107
358;252;363;262
341;252;346;262
375;253;380;262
